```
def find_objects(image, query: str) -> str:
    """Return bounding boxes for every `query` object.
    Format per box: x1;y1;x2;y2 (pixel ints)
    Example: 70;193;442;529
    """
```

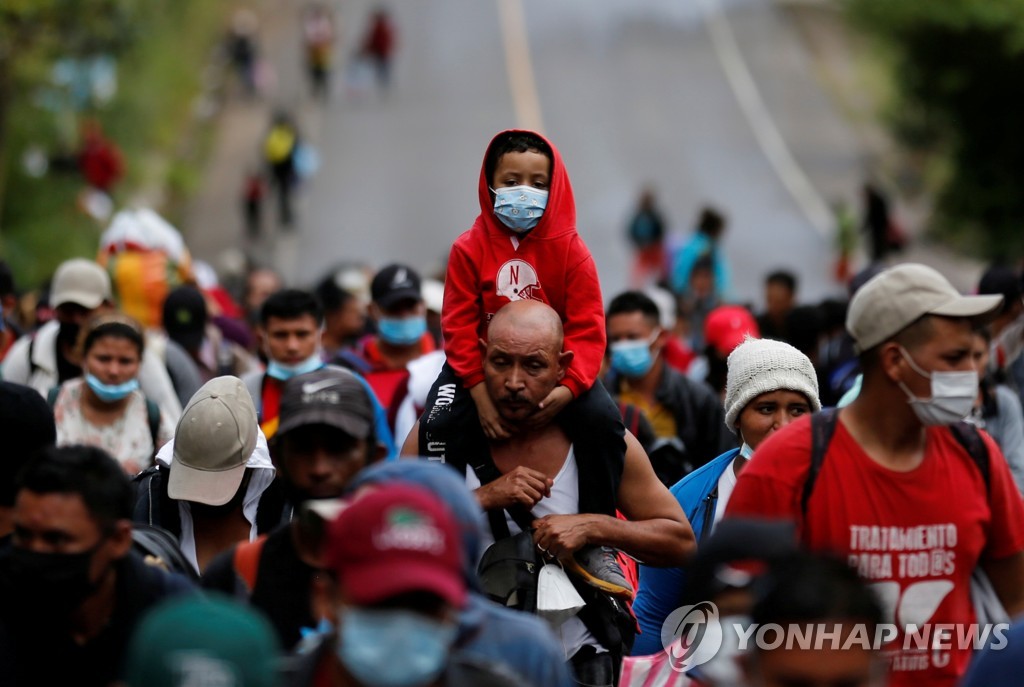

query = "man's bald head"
481;301;573;425
487;301;564;354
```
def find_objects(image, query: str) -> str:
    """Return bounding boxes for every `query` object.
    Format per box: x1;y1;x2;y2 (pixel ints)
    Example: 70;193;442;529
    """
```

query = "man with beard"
406;301;694;684
1;258;183;422
202;367;385;648
0;445;193;686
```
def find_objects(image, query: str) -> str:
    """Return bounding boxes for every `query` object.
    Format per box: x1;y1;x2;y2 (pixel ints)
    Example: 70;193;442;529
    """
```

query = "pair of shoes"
564;545;634;599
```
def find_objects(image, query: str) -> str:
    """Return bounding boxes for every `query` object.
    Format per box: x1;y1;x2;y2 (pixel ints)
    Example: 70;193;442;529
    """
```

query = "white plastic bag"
537;563;585;627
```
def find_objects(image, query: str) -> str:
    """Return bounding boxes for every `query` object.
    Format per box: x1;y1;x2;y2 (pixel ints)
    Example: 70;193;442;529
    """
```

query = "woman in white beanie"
631;336;821;657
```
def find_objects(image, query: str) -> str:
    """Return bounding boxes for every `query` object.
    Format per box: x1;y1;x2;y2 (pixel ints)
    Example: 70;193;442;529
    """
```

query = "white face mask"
691;614;750;687
897;346;978;426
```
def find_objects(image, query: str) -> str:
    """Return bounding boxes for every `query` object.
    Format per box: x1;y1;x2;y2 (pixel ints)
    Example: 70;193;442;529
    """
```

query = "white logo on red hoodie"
496;259;541;301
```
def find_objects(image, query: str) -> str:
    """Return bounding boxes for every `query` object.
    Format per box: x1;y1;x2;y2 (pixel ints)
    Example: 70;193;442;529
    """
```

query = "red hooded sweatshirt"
442;130;605;397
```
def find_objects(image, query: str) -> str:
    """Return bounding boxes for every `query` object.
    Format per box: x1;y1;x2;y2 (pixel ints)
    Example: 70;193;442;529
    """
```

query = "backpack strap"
619;402;642;439
949;421;991;494
145;399;161;449
801;408;841;518
28;335;40;375
800;413;992;519
233;535;268;595
46;385;60;407
468;457;535;541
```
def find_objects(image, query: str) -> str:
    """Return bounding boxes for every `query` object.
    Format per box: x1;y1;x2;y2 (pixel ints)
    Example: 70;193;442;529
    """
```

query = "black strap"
619;402;641;439
949;421;991;494
801;408;841;518
801;411;991;518
145;399;161;450
468;458;535;541
28;335;39;375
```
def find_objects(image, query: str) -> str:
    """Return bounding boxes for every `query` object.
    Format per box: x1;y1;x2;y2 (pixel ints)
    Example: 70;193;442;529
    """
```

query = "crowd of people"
1;127;1024;687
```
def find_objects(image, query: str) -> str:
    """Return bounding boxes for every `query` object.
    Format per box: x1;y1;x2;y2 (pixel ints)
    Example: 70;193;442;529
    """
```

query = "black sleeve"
201;546;241;596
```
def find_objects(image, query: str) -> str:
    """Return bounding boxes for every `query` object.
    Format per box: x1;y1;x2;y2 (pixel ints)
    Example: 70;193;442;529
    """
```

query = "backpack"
231;535;268;596
47;384;161;450
131;523;198;580
470;458;637;659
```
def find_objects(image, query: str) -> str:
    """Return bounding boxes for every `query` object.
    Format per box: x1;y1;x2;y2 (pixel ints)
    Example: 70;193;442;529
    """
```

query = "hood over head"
476;129;576;240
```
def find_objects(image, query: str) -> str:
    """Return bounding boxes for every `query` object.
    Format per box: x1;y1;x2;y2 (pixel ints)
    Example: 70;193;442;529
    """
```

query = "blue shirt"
631;449;739;655
960;619;1024;686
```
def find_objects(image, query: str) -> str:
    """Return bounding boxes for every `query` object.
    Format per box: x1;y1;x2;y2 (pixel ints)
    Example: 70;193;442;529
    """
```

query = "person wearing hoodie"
419;130;624;476
132;376;286;575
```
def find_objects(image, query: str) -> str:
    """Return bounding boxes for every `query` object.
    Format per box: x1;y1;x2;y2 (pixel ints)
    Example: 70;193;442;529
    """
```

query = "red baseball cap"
324;483;467;609
704;305;760;357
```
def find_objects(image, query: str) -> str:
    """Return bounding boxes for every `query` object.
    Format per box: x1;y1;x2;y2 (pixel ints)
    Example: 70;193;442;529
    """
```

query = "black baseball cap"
978;265;1023;309
163;286;208;351
682;518;798;606
278;368;375;440
371;264;422;310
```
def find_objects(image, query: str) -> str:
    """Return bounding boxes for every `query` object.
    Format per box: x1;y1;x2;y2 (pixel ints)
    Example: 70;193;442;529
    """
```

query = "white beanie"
723;337;821;431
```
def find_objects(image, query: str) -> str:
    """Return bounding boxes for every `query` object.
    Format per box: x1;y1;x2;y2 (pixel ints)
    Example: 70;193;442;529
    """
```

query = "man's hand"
528;385;573;429
533;514;596;560
469;383;515;440
475;466;552;511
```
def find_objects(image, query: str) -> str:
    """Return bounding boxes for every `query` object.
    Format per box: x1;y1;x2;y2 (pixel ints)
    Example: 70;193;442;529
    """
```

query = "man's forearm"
584;514;695;568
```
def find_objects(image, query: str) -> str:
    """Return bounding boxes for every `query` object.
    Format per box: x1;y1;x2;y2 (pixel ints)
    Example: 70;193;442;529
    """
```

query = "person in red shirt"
78;120;124;193
419;129;623;469
360;8;396;92
242;289;327;440
334;264;435;427
726;263;1024;687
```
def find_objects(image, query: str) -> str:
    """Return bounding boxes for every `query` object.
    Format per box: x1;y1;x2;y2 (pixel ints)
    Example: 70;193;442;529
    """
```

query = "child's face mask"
492;185;548;233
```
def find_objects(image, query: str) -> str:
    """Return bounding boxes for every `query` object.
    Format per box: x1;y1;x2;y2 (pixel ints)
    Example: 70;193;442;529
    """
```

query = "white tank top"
466;446;604;659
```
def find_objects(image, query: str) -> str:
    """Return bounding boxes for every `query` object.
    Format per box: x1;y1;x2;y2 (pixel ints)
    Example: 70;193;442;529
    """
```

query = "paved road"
241;0;867;307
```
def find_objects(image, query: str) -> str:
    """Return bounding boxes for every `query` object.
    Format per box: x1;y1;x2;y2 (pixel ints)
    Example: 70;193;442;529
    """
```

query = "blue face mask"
610;333;659;378
266;352;324;381
336;608;457;687
378;316;428;346
492;185;548;233
85;373;140;403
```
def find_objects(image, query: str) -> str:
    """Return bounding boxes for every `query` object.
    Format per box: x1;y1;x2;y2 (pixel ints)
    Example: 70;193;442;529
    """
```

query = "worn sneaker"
564;546;634;599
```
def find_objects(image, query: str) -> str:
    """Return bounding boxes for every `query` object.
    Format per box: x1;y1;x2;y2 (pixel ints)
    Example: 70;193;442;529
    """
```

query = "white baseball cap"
51;258;111;310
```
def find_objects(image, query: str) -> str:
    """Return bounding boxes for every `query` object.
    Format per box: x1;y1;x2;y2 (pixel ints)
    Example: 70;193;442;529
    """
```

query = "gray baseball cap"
169;376;258;506
846;263;1003;352
277;367;375;440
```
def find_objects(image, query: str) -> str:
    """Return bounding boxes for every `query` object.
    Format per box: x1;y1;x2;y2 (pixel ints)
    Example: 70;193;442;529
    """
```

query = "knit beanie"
724;337;821;431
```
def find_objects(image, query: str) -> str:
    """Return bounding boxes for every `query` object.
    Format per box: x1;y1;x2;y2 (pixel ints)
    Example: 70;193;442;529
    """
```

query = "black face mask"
189;470;252;520
1;544;102;616
57;321;81;349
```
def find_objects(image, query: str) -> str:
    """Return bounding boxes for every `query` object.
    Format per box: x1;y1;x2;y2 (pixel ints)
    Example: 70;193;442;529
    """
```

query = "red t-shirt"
351;334;435;411
726;414;1024;687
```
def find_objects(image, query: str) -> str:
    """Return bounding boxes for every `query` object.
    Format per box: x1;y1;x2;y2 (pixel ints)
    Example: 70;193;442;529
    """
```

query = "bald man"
404;301;694;684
